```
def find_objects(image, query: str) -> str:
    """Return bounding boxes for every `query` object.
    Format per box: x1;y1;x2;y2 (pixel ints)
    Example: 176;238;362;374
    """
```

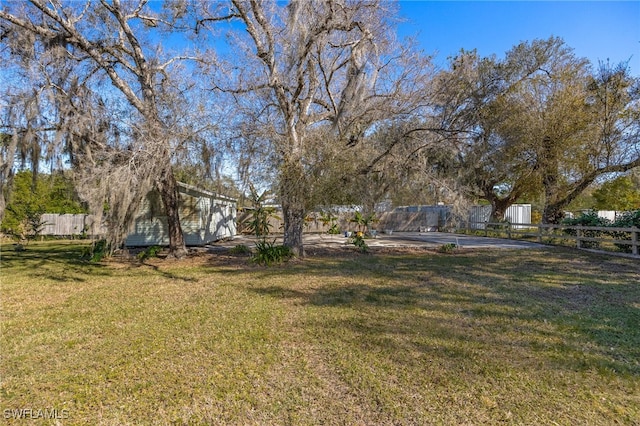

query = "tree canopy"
593;175;640;211
199;0;433;255
2;2;639;256
1;170;86;236
1;0;226;256
431;38;640;223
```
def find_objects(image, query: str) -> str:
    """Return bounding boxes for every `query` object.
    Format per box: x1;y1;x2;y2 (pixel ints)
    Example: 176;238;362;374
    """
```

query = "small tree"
24;205;46;243
593;175;640;211
319;211;340;235
244;184;279;239
350;211;377;236
1;170;85;237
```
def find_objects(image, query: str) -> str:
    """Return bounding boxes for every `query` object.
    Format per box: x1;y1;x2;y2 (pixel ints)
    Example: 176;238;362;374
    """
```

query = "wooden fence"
461;222;639;257
41;214;106;236
236;209;452;235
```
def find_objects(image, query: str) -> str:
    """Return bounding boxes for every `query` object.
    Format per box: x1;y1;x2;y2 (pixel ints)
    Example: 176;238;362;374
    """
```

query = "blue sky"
397;1;640;75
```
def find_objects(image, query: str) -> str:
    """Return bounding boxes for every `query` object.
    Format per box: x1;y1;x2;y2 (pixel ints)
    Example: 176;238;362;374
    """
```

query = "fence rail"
461;221;639;257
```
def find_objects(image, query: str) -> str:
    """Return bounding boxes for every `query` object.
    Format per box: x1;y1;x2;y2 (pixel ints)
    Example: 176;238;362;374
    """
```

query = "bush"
137;245;162;260
229;244;252;255
487;220;510;231
350;234;369;253
252;240;293;266
319;211;340;235
609;210;640;253
327;223;341;235
438;243;457;254
562;212;610;249
81;239;108;262
611;209;640;228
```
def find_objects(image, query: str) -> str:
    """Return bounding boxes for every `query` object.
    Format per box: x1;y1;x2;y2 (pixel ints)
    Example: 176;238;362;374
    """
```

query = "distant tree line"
1;1;638;257
1;169;86;237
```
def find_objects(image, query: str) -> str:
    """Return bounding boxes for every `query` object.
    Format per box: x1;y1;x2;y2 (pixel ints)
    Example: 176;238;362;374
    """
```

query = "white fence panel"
469;204;531;229
40;214;105;236
505;204;532;229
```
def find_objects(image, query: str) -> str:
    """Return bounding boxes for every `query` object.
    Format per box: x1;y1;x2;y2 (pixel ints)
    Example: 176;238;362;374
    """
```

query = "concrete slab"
382;232;544;249
209;232;544;250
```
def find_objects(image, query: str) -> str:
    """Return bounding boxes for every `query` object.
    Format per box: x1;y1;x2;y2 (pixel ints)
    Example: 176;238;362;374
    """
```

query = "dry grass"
1;240;639;425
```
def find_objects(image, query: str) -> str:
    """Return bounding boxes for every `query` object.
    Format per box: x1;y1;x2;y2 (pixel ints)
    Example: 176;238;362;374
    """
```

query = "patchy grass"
1;241;639;424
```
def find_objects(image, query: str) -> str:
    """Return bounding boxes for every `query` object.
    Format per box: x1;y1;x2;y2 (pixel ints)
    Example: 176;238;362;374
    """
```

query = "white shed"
125;182;236;247
469;204;532;229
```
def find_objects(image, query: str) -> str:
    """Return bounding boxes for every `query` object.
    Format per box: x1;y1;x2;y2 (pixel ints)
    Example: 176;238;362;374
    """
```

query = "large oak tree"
1;0;209;256
433;38;640;223
205;0;432;255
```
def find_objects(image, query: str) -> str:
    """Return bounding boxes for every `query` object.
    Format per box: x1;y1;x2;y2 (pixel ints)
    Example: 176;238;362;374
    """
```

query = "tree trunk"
542;202;568;224
0;132;18;224
490;198;512;223
280;158;306;257
157;169;187;259
0;188;6;225
282;200;305;257
483;183;519;223
540;135;564;224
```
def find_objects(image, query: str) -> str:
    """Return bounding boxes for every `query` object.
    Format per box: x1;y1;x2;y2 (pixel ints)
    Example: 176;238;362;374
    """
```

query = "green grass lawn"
1;241;639;425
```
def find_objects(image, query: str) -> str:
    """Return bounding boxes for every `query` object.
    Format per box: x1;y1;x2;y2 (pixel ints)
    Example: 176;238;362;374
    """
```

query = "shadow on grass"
248;248;640;377
1;241;202;283
1;241;113;282
137;260;199;283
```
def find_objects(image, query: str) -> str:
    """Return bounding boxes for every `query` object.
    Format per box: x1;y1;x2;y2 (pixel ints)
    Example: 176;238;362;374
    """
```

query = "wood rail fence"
461;222;639;258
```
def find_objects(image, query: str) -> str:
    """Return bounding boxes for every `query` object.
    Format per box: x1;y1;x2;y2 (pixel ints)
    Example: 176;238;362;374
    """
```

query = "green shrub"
350;234;369;253
81;239;108;262
137;245;162;260
609;210;640;253
487;220;509;231
229;244;252;255
562;212;610;249
319;211;341;235
438;243;457;254
252;240;293;266
327;223;341;235
1;170;86;236
243;184;280;238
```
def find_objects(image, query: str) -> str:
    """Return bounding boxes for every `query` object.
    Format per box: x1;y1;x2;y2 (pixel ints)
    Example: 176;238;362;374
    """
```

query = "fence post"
537;225;542;243
633;226;639;256
507;222;512;239
576;227;582;249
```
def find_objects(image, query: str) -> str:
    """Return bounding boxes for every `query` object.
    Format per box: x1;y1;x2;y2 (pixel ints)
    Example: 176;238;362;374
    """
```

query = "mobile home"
125;182;236;247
